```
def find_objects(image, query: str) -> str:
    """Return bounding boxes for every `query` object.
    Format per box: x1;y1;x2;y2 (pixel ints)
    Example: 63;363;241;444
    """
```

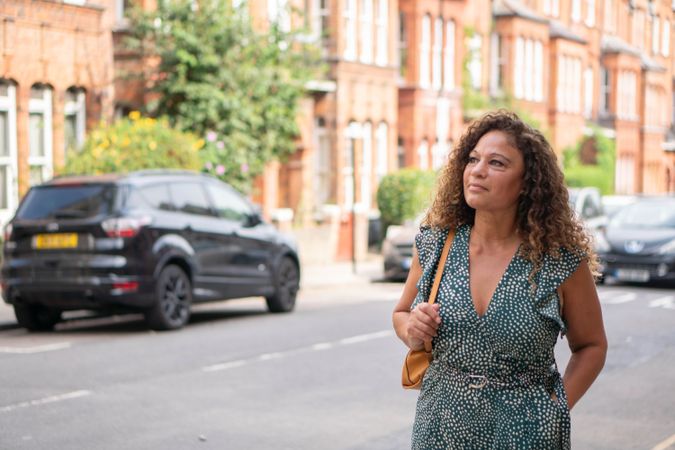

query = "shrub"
377;169;437;232
62;113;202;175
563;126;615;195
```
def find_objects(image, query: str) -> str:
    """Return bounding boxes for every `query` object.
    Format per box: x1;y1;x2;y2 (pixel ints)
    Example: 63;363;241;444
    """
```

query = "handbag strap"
423;229;454;352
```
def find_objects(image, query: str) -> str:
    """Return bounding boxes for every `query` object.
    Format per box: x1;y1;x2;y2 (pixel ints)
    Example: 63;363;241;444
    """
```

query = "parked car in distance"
568;187;605;230
601;194;639;219
595;196;675;285
382;215;423;281
1;170;300;331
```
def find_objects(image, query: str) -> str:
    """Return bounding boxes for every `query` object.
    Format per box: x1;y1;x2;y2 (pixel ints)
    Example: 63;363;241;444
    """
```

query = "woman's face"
462;130;525;213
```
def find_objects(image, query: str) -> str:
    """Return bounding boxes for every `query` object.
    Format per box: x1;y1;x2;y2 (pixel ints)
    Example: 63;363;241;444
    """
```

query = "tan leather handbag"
401;230;454;390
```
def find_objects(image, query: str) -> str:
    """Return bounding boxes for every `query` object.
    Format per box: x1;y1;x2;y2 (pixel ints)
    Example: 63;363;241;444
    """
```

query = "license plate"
33;233;78;250
615;269;650;282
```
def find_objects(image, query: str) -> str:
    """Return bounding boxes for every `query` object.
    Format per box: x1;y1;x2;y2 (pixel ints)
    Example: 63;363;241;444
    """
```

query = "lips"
467;183;488;192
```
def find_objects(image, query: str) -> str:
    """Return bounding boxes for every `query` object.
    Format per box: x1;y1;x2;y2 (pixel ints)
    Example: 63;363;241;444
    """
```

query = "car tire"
145;265;192;331
14;304;61;331
266;257;299;313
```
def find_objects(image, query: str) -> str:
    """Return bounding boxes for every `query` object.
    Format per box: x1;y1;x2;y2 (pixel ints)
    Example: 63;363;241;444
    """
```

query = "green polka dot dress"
411;225;581;449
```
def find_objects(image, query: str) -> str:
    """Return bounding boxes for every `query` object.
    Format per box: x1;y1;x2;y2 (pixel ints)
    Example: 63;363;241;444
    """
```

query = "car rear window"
16;184;117;220
610;200;675;229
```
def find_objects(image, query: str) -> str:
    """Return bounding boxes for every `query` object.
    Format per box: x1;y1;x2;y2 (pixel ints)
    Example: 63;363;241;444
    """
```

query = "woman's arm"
560;259;608;410
392;247;441;351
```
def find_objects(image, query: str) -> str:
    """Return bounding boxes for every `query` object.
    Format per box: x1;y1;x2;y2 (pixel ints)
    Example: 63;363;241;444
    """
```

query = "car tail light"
3;223;12;241
101;216;152;238
112;281;139;292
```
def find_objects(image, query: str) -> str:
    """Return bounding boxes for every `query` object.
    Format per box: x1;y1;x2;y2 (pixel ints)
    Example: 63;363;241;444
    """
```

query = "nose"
470;158;487;177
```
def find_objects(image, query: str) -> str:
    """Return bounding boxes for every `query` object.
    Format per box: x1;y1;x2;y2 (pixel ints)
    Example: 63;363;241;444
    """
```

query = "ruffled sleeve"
412;226;450;308
534;248;585;336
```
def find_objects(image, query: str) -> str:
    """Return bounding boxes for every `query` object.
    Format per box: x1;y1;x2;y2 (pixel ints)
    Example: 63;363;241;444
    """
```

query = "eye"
490;159;505;167
467;156;479;164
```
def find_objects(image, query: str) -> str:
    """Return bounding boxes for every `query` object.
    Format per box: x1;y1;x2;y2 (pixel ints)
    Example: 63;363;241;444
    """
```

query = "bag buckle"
467;374;488;389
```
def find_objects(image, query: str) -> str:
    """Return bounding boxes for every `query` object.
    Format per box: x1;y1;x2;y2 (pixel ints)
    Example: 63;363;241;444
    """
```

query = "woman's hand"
406;303;441;350
393;248;442;350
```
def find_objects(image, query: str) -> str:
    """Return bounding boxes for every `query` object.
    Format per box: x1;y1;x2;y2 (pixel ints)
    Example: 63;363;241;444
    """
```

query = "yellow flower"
193;139;205;150
149;141;157;150
129;111;141;121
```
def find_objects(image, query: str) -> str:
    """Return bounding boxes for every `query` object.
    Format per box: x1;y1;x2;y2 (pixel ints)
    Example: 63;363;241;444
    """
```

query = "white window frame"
312;0;330;44
375;0;388;66
361;122;372;210
468;33;482;90
443;20;455;91
652;16;660;55
490;33;500;97
600;66;610;114
543;0;551;15
515;37;524;99
604;0;615;33
313;119;331;206
28;86;53;186
524;39;534;100
64;88;86;155
375;122;388;181
534;41;544;101
343;0;357;60
584;67;593;118
432;17;443;90
662;19;670;56
0;81;18;224
551;0;559;17
585;0;595;26
359;0;373;64
420;14;431;88
572;0;581;23
343;121;361;208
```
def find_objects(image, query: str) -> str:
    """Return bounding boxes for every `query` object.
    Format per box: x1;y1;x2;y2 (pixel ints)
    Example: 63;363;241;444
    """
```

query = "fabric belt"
439;361;556;390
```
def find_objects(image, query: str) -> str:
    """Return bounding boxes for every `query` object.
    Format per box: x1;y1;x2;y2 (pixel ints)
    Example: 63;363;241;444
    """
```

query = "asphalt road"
0;280;673;450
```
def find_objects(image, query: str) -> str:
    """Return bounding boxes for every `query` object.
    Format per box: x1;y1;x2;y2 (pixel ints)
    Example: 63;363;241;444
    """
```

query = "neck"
471;212;519;245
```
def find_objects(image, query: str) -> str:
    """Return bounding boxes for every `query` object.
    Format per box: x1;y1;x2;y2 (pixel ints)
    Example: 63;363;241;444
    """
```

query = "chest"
468;245;519;314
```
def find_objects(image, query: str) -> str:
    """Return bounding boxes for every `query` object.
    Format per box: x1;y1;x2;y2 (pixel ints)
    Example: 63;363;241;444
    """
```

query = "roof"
549;20;587;44
493;0;548;24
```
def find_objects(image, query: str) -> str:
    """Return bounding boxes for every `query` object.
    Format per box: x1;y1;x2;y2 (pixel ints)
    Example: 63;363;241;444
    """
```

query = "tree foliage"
376;169;437;232
62;114;201;175
563;126;616;195
126;1;322;192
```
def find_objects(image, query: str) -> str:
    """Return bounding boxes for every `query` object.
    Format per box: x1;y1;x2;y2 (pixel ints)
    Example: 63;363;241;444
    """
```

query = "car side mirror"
245;206;263;227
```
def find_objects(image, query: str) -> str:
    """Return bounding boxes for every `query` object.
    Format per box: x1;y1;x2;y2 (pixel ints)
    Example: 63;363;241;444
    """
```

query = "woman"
393;110;607;449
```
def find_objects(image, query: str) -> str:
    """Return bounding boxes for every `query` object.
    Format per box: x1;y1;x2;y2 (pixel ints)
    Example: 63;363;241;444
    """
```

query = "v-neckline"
465;226;521;320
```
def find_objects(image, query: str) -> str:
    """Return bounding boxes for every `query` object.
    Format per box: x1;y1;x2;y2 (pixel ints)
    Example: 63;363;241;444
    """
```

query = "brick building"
1;0;674;261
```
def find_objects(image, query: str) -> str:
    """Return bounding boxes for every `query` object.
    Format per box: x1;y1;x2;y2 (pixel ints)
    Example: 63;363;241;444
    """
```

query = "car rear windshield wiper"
50;209;88;219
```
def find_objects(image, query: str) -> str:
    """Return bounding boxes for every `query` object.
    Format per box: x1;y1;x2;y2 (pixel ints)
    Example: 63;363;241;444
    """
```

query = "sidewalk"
299;252;385;290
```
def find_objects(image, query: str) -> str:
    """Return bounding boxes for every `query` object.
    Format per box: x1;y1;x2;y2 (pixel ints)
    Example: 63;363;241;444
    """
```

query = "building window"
314;118;331;206
64;87;86;157
361;122;372;209
572;0;581;22
268;0;291;32
524;39;534;100
489;33;504;96
514;37;524;99
432;17;443;90
534;41;543;101
375;0;387;66
663;19;670;56
543;0;551;15
312;0;330;48
584;67;593;118
600;67;611;114
397;137;405;169
343;0;357;60
604;0;615;33
652;16;660;55
28;85;53;186
617;70;637;120
557;56;581;113
585;0;595;26
417;139;429;170
359;0;373;63
420;14;431;88
375;122;388;181
467;33;482;90
399;12;408;78
632;9;645;49
443;20;455;90
435;97;450;170
344;121;360;208
551;0;559;17
115;0;131;24
0;80;17;215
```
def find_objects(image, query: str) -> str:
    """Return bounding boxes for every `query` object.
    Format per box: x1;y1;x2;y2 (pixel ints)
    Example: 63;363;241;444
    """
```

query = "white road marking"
202;330;394;373
648;296;675;310
0;390;91;414
0;342;72;354
651;432;675;450
600;292;637;305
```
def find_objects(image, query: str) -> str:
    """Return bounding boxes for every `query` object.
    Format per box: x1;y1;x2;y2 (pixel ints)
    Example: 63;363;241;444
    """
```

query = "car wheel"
14;304;61;331
266;257;299;313
145;265;192;331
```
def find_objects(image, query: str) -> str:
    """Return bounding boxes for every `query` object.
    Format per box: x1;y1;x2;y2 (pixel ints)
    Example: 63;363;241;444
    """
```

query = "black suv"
1;170;300;331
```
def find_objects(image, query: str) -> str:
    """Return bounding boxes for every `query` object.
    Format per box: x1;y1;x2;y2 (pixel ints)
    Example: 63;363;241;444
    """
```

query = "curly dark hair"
424;109;597;275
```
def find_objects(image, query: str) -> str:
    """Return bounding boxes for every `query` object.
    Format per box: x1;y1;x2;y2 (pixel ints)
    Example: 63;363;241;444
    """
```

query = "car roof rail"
127;169;201;178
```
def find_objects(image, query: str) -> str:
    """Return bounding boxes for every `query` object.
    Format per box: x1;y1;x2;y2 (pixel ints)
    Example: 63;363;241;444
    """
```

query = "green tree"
62;114;201;175
376;169;437;233
563;126;616;195
126;1;322;192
